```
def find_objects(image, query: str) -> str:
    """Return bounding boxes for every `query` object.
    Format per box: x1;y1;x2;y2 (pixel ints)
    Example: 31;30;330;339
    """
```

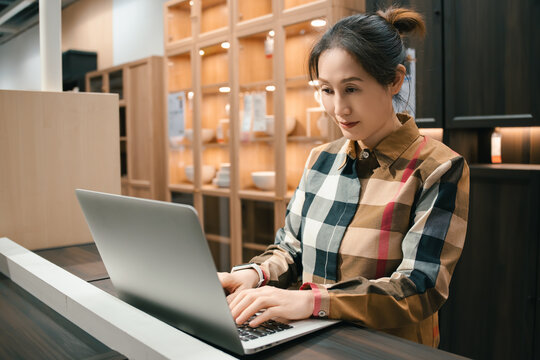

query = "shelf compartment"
208;237;231;272
241;199;275;262
109;69;123;99
166;0;192;44
202;146;230;189
89;75;103;93
203;195;230;237
238;0;272;23
239;31;274;85
201;0;227;34
239;141;275;191
169;147;194;185
200;43;229;86
285;19;326;79
170;190;195;206
168;53;192;92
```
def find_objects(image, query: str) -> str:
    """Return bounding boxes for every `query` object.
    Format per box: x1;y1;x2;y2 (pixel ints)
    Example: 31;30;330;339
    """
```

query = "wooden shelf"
206;233;230;244
169;183;195;193
165;0;366;266
238;189;276;201
87;56;166;201
201;185;230;197
243;242;268;252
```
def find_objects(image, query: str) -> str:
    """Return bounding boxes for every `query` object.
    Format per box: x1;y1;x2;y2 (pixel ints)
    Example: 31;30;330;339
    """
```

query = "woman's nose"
334;95;351;117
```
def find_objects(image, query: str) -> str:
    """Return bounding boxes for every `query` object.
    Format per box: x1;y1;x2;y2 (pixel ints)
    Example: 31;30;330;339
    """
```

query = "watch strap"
231;263;265;288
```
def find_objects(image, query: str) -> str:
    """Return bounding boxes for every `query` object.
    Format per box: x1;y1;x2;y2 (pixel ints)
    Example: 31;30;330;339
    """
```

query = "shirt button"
361;150;369;159
318;310;327;317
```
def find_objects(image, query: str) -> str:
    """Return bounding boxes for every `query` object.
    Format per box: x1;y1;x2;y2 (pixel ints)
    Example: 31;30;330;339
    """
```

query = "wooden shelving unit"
164;0;366;270
86;56;167;201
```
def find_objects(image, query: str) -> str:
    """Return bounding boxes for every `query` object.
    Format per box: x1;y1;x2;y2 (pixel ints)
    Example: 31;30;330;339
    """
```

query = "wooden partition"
0;90;121;250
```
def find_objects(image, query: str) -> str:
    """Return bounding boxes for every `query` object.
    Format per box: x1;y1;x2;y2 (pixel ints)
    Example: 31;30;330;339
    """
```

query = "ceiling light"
199;49;205;56
221;42;230;49
268;30;275;37
219;87;230;93
310;19;326;28
265;85;276;92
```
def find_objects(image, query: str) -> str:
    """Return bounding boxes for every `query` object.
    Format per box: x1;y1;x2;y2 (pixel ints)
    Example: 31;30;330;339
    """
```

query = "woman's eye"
321;87;333;94
345;87;358;93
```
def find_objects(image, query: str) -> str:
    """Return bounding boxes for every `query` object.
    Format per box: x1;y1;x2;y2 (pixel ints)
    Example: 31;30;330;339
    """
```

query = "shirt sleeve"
249;150;317;288
305;156;469;330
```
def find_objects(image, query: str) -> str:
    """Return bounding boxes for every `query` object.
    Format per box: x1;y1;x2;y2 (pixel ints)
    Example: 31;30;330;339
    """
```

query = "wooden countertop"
0;243;469;360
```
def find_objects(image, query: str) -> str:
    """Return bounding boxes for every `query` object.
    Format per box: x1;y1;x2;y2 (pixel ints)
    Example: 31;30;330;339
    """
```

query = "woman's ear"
389;64;406;95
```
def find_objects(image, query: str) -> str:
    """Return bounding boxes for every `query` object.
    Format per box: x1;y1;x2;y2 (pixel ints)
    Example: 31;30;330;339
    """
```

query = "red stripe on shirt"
300;282;322;316
376;137;428;278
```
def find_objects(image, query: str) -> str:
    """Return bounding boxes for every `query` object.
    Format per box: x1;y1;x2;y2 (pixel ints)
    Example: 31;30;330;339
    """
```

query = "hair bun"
377;6;426;38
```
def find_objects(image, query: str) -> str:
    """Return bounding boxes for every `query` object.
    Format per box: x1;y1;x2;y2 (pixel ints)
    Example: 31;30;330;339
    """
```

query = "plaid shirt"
251;114;469;346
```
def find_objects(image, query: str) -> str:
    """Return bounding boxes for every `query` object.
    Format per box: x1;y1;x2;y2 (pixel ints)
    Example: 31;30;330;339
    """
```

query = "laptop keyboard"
237;317;293;342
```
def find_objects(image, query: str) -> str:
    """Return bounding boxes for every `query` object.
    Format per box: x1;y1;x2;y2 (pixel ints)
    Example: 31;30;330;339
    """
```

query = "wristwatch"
231;263;265;288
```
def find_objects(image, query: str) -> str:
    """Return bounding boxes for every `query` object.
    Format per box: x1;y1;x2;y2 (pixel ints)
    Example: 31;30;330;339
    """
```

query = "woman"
219;7;469;347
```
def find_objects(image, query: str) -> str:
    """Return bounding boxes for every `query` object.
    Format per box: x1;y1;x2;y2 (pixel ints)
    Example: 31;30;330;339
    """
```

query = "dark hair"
308;7;425;87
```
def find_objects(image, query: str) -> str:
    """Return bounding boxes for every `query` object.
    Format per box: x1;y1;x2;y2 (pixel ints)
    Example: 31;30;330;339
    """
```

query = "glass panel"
242;199;274;242
284;19;328;195
89;76;103;93
120;140;127;178
242;199;274;262
238;0;271;22
204;195;230;272
119;106;126;137
171;191;194;206
209;240;231;272
201;0;227;33
109;70;123;99
167;0;192;43
167;52;194;188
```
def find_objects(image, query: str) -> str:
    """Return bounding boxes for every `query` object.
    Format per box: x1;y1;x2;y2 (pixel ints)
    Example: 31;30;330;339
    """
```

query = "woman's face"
317;48;403;148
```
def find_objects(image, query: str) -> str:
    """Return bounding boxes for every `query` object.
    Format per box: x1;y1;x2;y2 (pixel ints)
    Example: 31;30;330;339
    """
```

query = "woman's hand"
218;270;259;296
228;286;314;327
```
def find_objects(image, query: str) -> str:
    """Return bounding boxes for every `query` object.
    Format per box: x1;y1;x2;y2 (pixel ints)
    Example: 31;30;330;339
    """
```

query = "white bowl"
251;171;275;191
184;165;215;184
264;116;296;136
184;128;215;143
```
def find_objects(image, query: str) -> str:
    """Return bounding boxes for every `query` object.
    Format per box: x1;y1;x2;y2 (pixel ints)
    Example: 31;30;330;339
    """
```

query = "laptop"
75;189;339;355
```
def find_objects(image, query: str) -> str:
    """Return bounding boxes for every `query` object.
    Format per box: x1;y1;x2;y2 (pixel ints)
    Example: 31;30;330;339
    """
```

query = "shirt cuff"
299;282;330;318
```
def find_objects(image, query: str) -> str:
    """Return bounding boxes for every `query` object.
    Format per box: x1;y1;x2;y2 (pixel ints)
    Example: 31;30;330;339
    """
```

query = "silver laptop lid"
75;189;244;355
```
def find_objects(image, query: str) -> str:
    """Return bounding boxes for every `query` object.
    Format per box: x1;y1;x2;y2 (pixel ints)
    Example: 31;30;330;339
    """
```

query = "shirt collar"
341;113;421;168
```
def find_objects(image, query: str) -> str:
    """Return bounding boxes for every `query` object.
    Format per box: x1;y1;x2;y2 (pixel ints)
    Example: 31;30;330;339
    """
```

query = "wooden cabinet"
86;57;167;201
164;0;366;270
439;165;540;360
366;0;444;128
443;0;539;129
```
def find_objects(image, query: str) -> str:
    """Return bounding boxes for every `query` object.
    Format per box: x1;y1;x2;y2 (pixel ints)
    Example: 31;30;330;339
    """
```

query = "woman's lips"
339;121;359;129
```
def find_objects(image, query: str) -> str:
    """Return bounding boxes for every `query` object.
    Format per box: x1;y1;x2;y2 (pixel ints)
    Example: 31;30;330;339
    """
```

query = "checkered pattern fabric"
251;114;469;347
